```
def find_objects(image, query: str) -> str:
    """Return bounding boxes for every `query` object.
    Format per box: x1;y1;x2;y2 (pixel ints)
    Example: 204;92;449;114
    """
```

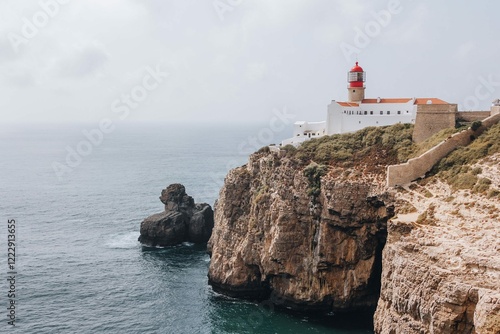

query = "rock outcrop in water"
207;151;393;312
139;184;214;247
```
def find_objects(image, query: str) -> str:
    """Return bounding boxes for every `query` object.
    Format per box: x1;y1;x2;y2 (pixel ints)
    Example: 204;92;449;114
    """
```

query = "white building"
282;62;449;146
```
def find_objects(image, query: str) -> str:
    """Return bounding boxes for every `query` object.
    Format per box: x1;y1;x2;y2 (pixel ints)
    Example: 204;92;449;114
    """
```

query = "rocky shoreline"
206;147;500;333
140;127;500;332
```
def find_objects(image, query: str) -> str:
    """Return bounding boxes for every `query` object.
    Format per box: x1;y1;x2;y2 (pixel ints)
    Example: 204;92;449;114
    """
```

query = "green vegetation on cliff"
266;121;499;196
436;122;500;170
303;162;328;197
433;122;500;194
281;123;467;170
285;123;415;168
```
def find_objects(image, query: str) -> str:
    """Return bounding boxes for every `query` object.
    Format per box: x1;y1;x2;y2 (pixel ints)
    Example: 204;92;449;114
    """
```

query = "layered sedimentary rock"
206;145;500;331
207;152;393;312
374;153;500;333
139;184;214;247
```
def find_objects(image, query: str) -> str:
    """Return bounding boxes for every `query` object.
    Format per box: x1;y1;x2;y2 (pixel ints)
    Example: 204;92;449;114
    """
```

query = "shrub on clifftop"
291;123;415;169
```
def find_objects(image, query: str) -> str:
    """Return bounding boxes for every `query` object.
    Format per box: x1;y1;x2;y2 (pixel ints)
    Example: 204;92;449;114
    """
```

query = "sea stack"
139;184;214;247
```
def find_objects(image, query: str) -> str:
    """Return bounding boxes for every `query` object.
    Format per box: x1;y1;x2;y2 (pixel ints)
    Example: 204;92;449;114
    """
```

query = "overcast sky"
1;0;500;124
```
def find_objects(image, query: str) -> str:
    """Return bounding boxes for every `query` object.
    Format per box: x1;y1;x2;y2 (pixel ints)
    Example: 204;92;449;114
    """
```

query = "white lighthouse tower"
347;62;366;102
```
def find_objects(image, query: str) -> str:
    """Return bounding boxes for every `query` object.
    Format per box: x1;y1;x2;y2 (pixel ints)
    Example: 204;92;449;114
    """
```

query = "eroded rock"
139;184;214;247
207;152;392;312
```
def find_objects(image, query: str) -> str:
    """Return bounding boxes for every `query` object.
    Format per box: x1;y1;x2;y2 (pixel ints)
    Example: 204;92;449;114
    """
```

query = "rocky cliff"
374;153;500;334
139;184;214;247
207;150;394;312
207;123;500;332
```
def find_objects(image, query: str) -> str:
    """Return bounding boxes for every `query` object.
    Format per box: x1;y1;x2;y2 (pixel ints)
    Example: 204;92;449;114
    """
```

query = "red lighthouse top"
348;62;366;88
351;61;364;72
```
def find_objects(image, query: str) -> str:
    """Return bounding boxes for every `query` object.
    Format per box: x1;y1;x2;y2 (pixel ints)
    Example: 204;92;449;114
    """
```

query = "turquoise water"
0;123;372;333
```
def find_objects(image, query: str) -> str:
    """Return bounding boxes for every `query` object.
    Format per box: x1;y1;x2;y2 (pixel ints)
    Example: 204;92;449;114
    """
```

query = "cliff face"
207;123;500;331
374;153;500;333
207;152;393;312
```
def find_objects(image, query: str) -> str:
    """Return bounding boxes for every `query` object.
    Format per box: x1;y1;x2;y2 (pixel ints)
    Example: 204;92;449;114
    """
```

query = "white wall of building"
327;101;416;135
282;99;421;146
282;121;326;146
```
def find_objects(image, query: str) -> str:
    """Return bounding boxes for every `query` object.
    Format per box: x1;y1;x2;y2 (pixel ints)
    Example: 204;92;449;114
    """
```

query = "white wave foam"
106;231;140;249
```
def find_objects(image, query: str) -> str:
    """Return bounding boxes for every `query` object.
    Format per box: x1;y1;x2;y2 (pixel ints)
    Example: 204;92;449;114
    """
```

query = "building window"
397;110;401;114
387;111;390;115
380;111;383;115
406;110;409;113
364;111;367;115
359;121;361;124
370;111;373;115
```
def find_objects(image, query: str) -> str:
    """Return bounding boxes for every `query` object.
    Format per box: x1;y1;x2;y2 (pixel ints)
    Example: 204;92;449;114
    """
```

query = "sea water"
0;122;372;333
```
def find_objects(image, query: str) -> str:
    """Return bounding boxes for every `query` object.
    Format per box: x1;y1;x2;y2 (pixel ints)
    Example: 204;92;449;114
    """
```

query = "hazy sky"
1;0;500;124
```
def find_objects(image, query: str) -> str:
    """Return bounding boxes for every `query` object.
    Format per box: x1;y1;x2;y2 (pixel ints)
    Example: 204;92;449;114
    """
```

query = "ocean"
0;122;373;333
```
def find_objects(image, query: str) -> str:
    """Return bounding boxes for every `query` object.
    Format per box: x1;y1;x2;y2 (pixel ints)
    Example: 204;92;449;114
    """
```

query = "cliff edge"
207;124;409;312
207;122;500;332
374;152;500;334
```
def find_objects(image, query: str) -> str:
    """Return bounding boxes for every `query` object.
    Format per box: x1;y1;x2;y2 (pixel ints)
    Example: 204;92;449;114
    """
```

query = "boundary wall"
387;113;500;187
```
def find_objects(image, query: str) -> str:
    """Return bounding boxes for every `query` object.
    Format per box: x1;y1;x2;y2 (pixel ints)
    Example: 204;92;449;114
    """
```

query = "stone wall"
456;111;491;122
387;113;500;187
412;104;458;143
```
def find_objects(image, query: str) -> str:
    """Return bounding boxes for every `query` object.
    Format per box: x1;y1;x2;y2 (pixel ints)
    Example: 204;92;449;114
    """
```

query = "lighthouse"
281;61;455;147
347;62;366;102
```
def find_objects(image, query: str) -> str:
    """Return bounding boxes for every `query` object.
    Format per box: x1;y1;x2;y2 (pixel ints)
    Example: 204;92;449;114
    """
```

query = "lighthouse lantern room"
347;62;366;102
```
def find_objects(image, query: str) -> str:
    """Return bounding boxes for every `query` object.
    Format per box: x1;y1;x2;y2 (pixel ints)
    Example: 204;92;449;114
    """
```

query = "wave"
105;231;140;249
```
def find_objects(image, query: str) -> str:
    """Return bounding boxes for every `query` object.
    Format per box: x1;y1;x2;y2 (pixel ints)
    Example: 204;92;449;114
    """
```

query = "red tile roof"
413;98;449;105
362;98;411;104
338;102;359;107
336;98;449;105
